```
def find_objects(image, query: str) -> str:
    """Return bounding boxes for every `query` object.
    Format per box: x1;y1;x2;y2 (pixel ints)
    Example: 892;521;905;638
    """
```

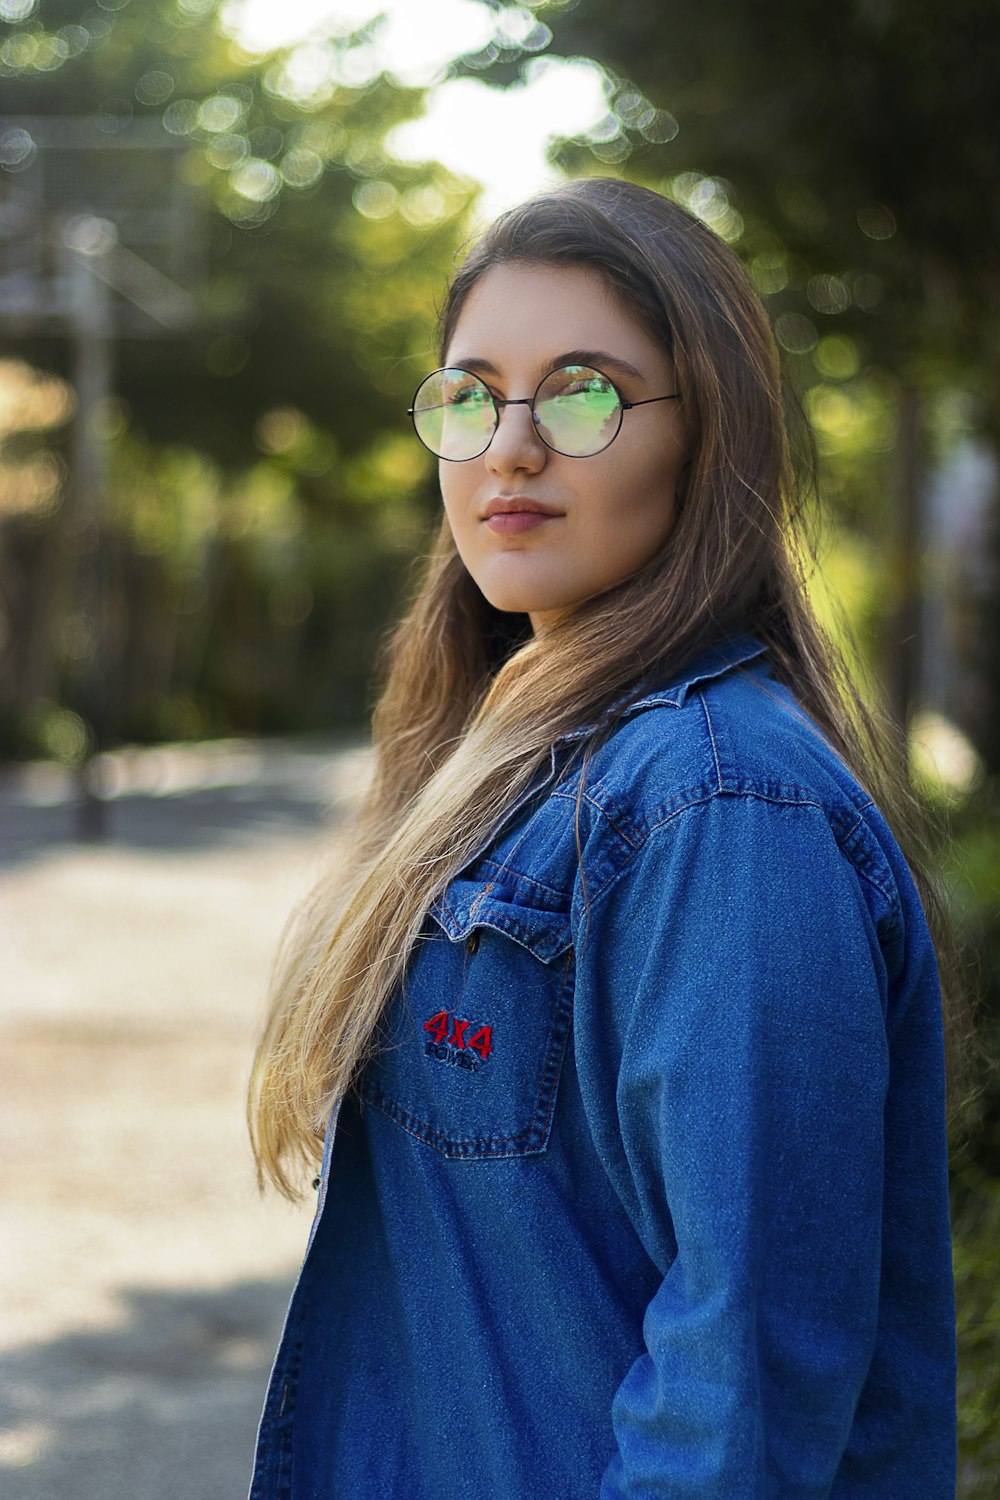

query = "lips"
482;497;563;519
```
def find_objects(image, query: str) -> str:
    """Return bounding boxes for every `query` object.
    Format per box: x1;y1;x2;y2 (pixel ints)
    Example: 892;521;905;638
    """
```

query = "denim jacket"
249;637;956;1499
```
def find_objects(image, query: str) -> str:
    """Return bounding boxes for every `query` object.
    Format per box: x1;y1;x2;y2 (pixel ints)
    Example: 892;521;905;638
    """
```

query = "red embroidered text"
423;1009;493;1068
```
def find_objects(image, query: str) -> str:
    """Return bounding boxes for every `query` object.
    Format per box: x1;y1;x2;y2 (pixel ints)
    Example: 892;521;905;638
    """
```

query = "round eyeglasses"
407;364;681;462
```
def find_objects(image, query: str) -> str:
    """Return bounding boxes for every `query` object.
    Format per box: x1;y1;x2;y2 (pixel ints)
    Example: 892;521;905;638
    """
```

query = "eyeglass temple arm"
620;393;681;410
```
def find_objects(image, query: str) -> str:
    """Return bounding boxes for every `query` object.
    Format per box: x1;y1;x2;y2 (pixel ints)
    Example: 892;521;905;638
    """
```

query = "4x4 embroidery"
423;1009;493;1072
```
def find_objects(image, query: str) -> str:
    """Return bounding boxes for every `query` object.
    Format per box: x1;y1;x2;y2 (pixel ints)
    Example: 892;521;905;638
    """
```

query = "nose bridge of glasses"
492;393;543;443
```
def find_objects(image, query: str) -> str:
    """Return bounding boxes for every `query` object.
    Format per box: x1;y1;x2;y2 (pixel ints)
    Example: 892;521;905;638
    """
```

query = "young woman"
248;178;957;1498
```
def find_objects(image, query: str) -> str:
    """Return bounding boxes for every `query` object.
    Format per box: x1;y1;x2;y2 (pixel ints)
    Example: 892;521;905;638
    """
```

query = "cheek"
439;468;484;563
588;442;682;545
439;467;467;528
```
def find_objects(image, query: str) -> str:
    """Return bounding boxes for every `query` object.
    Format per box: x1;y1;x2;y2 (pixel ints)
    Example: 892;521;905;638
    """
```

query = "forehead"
445;261;667;377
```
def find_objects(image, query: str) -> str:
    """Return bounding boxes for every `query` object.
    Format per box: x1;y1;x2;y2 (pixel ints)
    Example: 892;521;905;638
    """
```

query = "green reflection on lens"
535;366;620;455
414;368;496;459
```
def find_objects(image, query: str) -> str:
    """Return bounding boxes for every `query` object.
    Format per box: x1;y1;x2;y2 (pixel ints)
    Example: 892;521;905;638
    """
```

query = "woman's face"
439;261;687;635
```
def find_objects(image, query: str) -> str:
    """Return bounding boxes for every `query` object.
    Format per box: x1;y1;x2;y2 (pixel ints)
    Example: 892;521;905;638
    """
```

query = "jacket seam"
551;786;645;848
700;688;725;791
475;855;569;904
581;784;899;916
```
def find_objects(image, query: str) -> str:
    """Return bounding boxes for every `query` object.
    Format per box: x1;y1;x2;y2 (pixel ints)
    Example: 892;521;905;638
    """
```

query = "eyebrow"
449;349;647;384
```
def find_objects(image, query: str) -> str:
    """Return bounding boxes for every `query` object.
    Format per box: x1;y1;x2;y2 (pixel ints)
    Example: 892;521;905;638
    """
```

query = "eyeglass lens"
410;365;623;461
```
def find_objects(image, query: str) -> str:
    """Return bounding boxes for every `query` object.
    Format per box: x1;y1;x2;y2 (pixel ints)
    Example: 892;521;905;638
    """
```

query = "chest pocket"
360;876;575;1160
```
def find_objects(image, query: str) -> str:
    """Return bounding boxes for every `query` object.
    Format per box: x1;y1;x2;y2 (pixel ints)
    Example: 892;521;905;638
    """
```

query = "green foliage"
939;791;1000;1489
945;794;1000;1160
0;0;468;750
1;0;474;460
954;1167;1000;1495
515;0;1000;393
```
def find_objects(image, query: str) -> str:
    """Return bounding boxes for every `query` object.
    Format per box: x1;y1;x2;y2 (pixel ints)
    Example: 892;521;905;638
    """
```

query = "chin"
473;575;569;619
481;597;535;617
481;589;558;617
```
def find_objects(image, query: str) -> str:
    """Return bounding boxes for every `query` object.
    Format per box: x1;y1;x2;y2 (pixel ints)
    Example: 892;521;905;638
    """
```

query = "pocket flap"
429;878;573;964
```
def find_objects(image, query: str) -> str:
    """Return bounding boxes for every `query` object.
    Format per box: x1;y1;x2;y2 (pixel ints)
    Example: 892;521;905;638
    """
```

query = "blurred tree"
463;0;1000;401
1;0;468;460
0;0;476;748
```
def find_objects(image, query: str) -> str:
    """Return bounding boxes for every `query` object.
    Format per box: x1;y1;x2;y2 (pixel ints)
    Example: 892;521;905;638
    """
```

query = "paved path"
0;738;371;1498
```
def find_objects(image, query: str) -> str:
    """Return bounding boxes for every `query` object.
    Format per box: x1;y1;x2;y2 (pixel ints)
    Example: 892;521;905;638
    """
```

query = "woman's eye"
448;385;490;408
555;375;614;399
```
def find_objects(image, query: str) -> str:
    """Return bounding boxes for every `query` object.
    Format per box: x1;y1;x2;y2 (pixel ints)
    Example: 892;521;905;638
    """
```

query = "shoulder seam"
580;785;897;917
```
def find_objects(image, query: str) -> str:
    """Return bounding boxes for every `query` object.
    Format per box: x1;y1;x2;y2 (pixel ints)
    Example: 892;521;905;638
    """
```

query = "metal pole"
63;218;115;840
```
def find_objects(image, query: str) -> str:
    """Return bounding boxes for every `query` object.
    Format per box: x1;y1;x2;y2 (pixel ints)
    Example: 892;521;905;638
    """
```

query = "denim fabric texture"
249;638;956;1499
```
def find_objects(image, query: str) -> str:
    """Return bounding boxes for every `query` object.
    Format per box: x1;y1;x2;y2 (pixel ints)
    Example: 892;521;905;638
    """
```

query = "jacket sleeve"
590;791;894;1498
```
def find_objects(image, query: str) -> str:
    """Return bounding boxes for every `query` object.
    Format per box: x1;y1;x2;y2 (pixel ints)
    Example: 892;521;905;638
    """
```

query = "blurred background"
0;0;997;1493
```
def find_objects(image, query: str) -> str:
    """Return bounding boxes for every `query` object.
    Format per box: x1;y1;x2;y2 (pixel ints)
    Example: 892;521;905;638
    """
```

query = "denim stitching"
430;899;571;963
467;883;495;920
567;786;644;847
557;769;874;839
560;780;897;917
530;948;575;1145
476;856;569;904
701;690;725;791
555;778;713;833
577;787;903;930
553;723;715;843
836;807;899;907
249;1281;308;1498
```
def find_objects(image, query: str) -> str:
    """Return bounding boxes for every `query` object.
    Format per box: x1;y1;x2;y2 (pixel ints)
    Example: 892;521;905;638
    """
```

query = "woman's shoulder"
471;641;923;994
556;639;917;944
570;637;875;839
483;638;912;943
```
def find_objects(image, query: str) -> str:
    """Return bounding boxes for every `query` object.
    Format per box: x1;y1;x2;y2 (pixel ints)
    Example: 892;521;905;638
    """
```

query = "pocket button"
465;930;481;956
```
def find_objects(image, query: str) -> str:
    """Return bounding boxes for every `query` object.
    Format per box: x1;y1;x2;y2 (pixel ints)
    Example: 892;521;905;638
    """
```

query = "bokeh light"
222;0;609;213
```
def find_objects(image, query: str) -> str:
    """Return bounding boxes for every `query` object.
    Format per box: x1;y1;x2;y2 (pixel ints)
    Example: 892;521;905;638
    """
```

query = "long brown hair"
250;177;954;1197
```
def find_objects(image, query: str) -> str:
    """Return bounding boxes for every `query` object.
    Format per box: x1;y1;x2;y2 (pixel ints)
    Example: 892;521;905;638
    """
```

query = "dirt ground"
0;737;371;1499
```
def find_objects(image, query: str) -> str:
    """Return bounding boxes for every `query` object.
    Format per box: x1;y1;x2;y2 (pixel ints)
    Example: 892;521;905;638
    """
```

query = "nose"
484;400;547;477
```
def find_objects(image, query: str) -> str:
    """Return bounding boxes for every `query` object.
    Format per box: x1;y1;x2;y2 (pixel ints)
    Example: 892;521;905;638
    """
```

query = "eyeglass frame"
406;363;682;462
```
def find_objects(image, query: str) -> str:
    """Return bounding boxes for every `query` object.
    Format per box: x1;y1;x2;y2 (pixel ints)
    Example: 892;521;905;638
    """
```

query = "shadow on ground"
0;1276;293;1500
0;737;369;870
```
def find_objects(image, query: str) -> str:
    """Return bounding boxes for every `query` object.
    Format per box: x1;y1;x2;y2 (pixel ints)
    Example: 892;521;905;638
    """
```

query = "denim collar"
554;634;768;746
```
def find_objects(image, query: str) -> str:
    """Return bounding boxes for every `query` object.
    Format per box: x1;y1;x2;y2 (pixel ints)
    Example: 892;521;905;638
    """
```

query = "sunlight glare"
222;0;610;211
225;0;497;80
388;60;610;216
